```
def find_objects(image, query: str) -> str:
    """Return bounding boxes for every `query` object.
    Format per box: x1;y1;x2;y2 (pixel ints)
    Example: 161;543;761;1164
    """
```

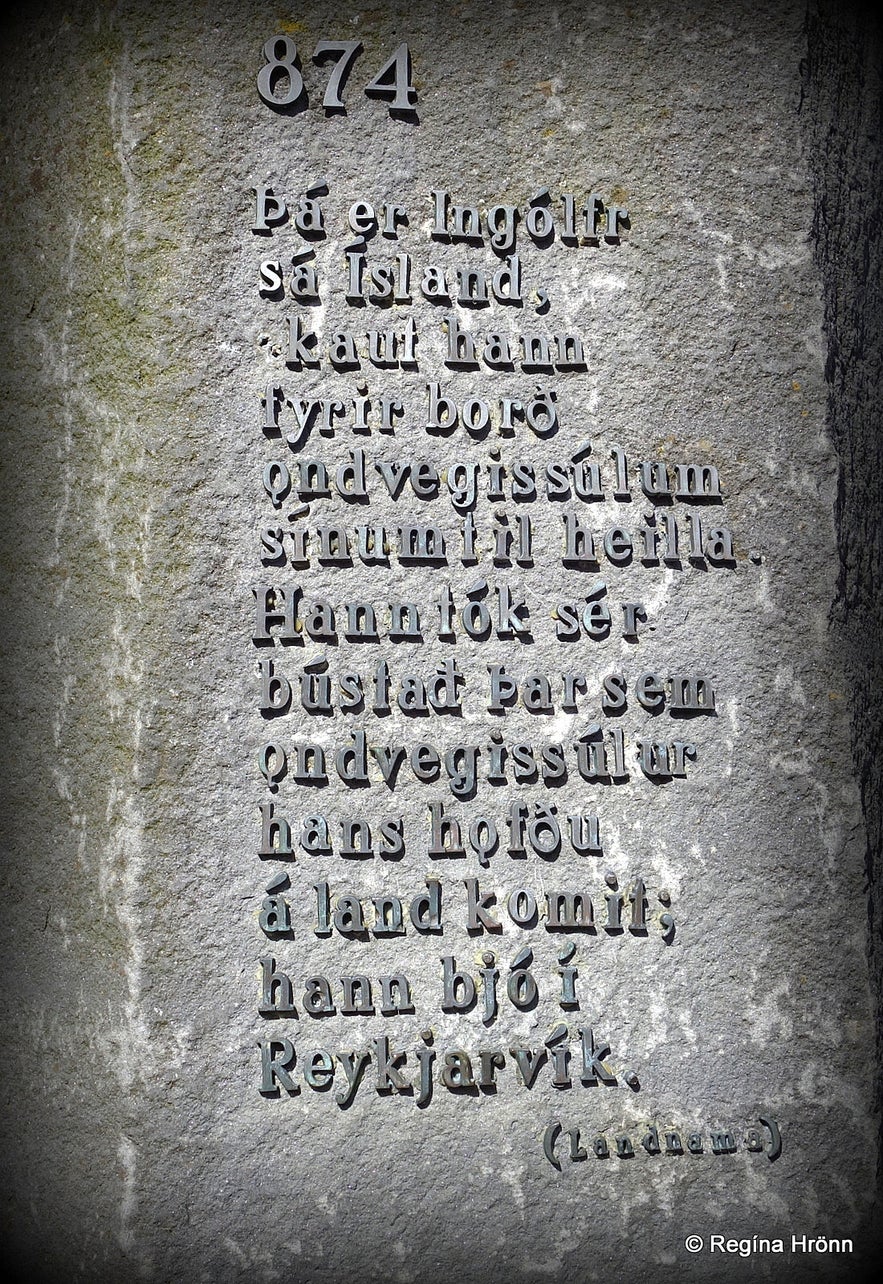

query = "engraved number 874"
257;36;416;114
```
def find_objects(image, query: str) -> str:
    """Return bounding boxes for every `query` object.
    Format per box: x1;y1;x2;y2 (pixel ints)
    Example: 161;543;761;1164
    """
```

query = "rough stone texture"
805;0;883;1145
0;2;880;1281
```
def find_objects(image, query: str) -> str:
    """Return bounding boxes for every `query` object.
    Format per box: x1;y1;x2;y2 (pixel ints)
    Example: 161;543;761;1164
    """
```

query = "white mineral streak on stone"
736;1166;792;1223
636;566;676;622
109;48;139;290
722;699;740;775
520;1258;563;1277
773;663;807;707
783;457;828;498
671;1003;700;1052
803;319;827;362
315;1191;340;1218
104;44;152;1258
586;272;628;311
547;709;577;742
222;1238;249;1268
753;569;780;627
683;199;734;244
687;841;705;876
650;844;680;900
601;821;626;862
748;971;795;1042
769;747;810;777
117;1135;138;1253
539;77;565;117
816;1170;865;1226
725;694;740;733
682;200;736;308
45;216;82;812
646;988;678;1053
714;254;734;308
809;776;848;869
740;235;812;271
312;297;327;343
584;383;600;420
610;1187;655;1234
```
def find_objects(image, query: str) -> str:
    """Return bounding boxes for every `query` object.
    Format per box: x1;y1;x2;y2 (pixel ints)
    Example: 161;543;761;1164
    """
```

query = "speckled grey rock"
1;2;880;1281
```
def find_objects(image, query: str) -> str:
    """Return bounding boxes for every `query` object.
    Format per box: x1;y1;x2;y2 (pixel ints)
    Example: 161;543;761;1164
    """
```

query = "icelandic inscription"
244;54;778;1152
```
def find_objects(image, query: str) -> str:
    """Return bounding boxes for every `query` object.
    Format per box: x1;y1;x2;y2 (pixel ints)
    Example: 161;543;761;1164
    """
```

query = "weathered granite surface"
1;2;880;1280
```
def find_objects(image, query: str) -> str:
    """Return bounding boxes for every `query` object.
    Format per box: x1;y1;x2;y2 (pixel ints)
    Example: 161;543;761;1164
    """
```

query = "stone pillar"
1;2;880;1279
